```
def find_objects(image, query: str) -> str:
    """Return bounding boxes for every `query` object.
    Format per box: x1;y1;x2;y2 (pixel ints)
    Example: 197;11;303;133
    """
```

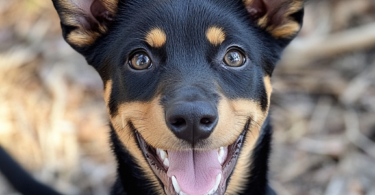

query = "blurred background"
0;0;374;195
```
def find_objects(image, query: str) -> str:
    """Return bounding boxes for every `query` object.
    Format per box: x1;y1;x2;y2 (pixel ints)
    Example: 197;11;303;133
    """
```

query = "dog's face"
53;0;303;194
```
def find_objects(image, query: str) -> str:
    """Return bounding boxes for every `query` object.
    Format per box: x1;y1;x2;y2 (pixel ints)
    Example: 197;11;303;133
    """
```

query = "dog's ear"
52;0;118;50
243;0;304;39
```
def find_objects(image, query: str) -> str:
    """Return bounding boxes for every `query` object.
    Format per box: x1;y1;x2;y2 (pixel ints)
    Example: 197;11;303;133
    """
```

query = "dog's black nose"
166;101;218;145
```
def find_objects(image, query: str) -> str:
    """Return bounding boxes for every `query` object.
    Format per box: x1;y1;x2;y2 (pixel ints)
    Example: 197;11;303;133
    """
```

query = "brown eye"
129;52;152;70
224;50;245;67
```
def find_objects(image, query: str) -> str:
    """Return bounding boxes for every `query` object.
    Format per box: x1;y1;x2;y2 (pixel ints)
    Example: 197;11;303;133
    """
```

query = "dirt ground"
0;0;374;195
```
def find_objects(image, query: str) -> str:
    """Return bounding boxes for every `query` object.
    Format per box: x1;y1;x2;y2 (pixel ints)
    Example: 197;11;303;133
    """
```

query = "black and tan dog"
0;0;304;194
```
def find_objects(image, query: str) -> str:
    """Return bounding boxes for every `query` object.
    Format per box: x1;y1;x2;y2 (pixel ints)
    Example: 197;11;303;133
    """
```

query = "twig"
280;22;375;67
344;109;375;159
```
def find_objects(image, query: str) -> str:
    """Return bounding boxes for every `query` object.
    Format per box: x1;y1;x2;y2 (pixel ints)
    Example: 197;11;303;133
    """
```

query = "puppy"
51;0;303;194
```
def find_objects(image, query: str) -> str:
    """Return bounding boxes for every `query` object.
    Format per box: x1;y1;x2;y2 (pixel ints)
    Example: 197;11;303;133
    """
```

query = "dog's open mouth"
135;124;247;195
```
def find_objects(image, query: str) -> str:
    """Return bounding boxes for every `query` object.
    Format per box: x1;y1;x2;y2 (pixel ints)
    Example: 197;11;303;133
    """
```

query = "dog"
0;0;304;194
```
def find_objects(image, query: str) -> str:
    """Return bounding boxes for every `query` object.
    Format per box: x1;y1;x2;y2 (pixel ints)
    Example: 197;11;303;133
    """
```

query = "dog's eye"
129;52;152;70
224;50;245;67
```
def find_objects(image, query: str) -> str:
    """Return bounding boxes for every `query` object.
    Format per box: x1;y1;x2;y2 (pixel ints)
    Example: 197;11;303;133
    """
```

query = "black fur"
0;146;61;195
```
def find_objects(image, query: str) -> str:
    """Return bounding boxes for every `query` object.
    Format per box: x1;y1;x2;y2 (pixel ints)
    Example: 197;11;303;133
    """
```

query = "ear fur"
52;0;118;48
243;0;304;39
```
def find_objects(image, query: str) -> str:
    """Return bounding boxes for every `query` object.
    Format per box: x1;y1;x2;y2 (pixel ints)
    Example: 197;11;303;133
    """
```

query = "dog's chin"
135;124;248;195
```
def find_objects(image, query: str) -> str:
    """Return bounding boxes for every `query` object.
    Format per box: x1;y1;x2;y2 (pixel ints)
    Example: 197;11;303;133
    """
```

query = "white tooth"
218;148;225;164
172;176;181;193
163;158;169;167
157;149;161;155
179;192;188;195
206;187;215;195
159;149;167;160
205;174;222;195
214;174;222;192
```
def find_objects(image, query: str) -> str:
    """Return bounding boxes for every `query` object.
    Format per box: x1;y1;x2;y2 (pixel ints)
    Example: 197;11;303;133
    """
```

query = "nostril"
171;117;186;128
200;117;213;125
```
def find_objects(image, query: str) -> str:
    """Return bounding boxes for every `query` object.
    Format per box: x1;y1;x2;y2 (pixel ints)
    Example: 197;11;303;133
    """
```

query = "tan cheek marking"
103;80;112;105
206;26;226;46
226;77;273;193
226;126;260;193
219;95;271;193
110;96;184;150
226;98;268;194
111;117;164;194
108;99;170;194
264;76;272;107
145;28;167;48
203;95;267;149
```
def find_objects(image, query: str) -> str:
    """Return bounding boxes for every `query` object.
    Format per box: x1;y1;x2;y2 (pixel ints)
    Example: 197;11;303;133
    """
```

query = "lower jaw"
135;122;248;195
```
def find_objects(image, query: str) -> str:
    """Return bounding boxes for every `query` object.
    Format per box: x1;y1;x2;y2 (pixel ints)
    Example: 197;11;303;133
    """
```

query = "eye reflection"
224;50;245;67
129;52;152;70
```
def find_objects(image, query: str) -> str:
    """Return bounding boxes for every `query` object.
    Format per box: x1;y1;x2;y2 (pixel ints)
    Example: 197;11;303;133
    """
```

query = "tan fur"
268;0;303;38
242;0;254;6
58;0;119;47
263;76;272;106
145;28;167;48
108;99;166;194
225;100;269;193
257;15;269;28
202;97;266;149
242;0;303;39
103;80;112;105
111;98;180;150
226;76;272;194
206;26;226;46
270;21;300;38
103;82;164;192
67;31;101;47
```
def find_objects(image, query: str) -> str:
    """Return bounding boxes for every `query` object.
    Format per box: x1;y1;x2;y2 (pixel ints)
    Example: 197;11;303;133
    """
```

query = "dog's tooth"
205;187;215;195
163;158;169;167
179;191;188;195
172;176;181;193
219;149;224;157
218;148;225;164
159;149;167;160
204;173;222;195
213;174;222;192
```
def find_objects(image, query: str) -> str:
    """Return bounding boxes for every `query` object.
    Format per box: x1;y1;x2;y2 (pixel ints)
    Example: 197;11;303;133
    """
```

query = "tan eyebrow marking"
206;26;226;46
145;28;167;48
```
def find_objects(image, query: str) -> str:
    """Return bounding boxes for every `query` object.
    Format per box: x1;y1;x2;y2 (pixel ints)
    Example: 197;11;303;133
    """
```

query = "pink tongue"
167;149;221;195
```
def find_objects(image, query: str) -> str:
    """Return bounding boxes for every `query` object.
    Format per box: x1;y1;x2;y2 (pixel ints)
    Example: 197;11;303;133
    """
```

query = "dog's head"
52;0;304;194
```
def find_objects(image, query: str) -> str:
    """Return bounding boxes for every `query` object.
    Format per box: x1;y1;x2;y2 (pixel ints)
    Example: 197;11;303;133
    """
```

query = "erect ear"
243;0;304;39
52;0;118;49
